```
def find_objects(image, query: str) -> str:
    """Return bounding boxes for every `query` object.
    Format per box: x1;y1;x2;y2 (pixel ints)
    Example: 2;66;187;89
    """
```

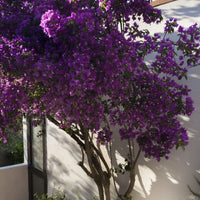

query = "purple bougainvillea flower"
40;9;61;38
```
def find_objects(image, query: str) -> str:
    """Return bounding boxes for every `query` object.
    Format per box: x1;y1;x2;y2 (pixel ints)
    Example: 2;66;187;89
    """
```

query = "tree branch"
47;115;85;150
124;148;141;198
108;141;121;198
78;146;93;177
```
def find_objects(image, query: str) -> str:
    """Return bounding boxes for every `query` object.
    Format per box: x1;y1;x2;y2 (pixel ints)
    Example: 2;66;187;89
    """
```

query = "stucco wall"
0;164;29;200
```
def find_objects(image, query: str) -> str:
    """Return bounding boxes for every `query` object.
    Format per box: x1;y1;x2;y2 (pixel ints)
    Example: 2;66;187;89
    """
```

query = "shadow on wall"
132;91;200;200
160;0;200;24
46;120;98;200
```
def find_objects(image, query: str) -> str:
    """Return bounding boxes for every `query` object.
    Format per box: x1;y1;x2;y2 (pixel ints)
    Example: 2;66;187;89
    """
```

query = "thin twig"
108;141;121;198
78;146;93;178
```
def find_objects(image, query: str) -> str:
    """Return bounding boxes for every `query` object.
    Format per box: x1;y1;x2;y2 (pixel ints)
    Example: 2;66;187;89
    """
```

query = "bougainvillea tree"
1;0;200;199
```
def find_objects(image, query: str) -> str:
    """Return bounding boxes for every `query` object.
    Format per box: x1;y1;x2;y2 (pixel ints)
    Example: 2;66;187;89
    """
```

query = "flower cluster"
40;9;61;38
164;18;178;33
1;0;200;161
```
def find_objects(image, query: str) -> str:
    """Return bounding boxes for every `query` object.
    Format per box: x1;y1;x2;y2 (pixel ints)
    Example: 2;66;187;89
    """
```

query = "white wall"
0;164;29;200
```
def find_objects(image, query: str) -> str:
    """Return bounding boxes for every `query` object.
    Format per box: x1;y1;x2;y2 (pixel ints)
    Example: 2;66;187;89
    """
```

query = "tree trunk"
103;175;111;200
95;179;105;200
